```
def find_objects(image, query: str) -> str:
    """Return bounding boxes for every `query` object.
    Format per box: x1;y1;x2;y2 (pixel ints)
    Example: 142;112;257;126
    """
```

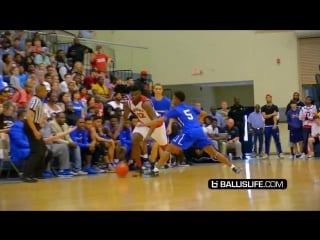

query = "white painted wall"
96;30;298;108
93;30;298;154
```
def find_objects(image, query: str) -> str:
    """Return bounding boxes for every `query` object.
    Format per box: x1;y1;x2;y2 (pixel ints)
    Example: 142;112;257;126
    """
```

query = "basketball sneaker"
307;152;314;158
143;168;160;178
57;170;74;177
177;161;190;167
42;171;53;179
141;161;151;170
85;167;98;175
232;166;242;174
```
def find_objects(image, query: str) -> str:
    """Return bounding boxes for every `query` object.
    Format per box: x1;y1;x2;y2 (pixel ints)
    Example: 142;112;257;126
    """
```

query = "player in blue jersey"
151;83;172;118
143;90;242;176
149;83;172;167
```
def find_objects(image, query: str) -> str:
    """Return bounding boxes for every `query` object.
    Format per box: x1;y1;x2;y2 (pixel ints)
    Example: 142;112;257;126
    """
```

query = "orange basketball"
115;162;129;177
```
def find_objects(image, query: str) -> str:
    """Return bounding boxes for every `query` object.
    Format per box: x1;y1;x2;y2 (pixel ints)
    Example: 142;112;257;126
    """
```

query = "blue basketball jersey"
165;103;202;132
165;103;211;150
151;96;171;117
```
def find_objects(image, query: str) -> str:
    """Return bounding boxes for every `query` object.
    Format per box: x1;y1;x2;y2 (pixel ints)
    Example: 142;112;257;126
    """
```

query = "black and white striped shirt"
27;96;43;124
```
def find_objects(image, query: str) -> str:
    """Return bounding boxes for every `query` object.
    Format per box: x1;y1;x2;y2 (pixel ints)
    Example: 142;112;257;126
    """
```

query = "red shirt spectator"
83;69;98;90
11;81;34;109
88;96;104;117
91;45;112;74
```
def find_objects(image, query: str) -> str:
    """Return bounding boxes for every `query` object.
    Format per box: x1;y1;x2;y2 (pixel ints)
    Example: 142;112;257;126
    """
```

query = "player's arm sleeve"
164;109;178;120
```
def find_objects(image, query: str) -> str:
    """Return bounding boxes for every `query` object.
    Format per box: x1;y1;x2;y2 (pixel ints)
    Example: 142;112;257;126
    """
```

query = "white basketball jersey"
299;104;317;127
128;96;159;125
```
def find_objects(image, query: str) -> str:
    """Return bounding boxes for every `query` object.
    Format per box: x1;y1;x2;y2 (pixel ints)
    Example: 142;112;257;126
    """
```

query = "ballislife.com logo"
208;179;287;190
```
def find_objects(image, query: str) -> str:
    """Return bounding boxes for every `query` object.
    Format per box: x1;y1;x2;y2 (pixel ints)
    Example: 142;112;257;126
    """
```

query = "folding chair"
0;157;22;178
0;139;22;179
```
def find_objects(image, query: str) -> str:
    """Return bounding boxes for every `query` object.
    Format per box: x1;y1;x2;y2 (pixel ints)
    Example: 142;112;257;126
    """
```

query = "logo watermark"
208;179;287;189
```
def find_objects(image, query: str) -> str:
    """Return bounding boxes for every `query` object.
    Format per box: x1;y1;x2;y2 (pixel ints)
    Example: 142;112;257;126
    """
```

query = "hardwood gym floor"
1;157;320;211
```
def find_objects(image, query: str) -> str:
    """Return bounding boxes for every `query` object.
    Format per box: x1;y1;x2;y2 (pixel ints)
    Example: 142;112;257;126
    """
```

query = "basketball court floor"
1;156;320;211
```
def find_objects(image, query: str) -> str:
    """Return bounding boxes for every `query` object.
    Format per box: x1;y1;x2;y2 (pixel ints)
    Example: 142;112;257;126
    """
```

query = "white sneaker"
76;170;89;176
289;155;294;160
178;162;190;167
278;153;285;159
95;168;107;173
307;152;314;158
298;153;306;159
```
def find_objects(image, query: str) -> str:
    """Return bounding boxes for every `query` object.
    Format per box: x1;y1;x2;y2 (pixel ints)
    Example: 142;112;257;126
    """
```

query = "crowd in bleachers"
0;30;164;180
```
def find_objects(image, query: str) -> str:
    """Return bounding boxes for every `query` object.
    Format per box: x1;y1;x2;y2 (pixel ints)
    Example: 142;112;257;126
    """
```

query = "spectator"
31;32;47;47
91;76;111;103
67;37;93;63
203;116;221;151
40;114;76;178
0;37;15;59
43;91;64;120
83;68;98;91
228;97;246;158
307;113;320;158
49;112;87;176
0;101;16;161
70;118;98;174
134;70;152;98
285;92;305;157
261;94;284;159
287;100;304;159
299;96;317;156
8;109;30;169
11;79;34;110
91;45;112;77
10;66;22;90
209;106;224;128
247;104;265;158
13;30;26;50
221;118;243;159
65;102;80;126
217;101;229;128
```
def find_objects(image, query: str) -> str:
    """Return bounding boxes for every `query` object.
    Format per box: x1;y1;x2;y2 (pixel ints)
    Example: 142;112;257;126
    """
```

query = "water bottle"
229;153;233;162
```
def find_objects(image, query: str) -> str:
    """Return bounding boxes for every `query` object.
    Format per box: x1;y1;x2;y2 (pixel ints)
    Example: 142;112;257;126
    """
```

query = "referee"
22;84;48;183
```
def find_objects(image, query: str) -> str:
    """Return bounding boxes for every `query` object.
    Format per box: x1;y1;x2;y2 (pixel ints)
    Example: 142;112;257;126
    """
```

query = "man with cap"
135;70;152;98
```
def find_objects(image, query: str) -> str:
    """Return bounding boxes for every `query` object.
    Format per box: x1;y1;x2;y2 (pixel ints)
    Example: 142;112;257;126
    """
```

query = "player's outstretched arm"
144;116;166;127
